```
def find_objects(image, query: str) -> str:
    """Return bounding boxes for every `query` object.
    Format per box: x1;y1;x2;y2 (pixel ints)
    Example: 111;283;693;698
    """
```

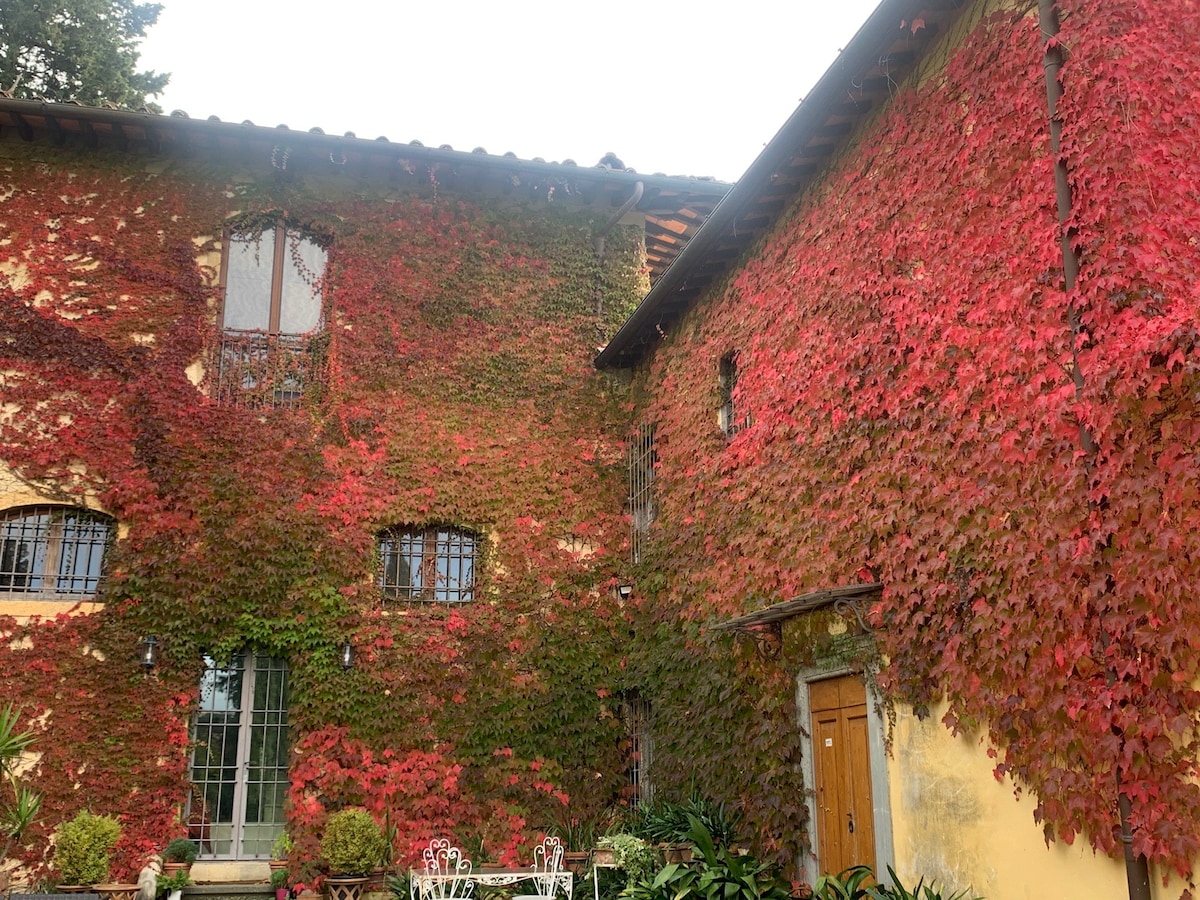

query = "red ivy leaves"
638;0;1200;879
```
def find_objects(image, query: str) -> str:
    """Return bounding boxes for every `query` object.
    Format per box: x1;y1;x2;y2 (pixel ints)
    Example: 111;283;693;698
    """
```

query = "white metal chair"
413;839;475;900
512;836;564;900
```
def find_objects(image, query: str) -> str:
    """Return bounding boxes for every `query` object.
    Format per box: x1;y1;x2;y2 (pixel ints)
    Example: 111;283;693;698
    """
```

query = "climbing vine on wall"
633;0;1200;882
0;143;646;877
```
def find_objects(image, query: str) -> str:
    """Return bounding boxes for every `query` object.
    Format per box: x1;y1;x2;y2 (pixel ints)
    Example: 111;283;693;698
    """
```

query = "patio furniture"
512;837;565;900
409;839;573;900
413;840;475;900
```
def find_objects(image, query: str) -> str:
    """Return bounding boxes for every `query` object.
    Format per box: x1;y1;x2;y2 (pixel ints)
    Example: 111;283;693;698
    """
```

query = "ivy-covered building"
0;98;727;884
6;1;1200;898
595;0;1200;898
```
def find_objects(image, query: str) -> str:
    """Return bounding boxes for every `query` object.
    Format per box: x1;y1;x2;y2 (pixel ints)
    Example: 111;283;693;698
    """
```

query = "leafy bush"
0;704;41;862
624;818;789;900
321;809;387;876
272;831;294;862
632;793;741;848
54;811;121;885
162;837;198;864
597;833;658;890
812;866;980;900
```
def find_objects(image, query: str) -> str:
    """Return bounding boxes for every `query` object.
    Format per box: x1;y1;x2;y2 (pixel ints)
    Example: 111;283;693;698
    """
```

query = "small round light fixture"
139;635;160;673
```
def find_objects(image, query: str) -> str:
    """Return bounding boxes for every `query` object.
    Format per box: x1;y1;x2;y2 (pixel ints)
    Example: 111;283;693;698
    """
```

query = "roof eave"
595;0;960;370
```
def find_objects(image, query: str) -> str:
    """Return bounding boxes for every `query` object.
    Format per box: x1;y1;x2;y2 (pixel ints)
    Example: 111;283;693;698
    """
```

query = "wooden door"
810;676;875;876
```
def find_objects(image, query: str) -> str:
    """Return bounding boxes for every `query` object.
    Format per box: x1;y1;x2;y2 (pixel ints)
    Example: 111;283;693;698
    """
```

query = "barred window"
378;526;478;603
627;423;656;565
216;223;328;409
719;352;750;436
0;506;113;598
621;692;653;808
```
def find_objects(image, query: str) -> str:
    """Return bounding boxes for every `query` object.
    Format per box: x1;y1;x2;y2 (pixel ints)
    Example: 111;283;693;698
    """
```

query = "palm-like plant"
0;704;41;862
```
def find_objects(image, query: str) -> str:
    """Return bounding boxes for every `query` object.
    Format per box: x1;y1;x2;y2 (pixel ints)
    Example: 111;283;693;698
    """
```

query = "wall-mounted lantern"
139;635;160;673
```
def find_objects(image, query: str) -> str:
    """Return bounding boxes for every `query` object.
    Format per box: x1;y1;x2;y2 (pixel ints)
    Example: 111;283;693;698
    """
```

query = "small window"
0;506;113;598
627;423;656;565
378;526;478;603
621;692;653;808
718;352;750;436
216;223;328;408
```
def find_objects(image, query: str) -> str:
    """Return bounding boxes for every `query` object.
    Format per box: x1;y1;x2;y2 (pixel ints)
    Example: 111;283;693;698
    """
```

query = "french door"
190;653;290;858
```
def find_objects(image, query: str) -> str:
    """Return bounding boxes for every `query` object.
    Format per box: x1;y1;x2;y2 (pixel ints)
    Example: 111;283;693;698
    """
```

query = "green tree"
0;0;168;108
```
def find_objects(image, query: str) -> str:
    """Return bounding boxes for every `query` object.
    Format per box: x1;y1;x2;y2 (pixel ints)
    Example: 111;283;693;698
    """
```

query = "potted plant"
321;809;387;900
162;838;198;878
270;866;290;900
54;811;122;890
158;868;192;900
271;832;294;875
595;834;657;891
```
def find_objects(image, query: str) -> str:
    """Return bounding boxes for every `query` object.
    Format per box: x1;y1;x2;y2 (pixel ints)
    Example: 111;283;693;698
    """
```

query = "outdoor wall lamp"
139;635;160;673
615;583;634;601
339;640;355;671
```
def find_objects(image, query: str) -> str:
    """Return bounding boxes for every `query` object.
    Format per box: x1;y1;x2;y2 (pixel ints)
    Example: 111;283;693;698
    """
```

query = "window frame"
377;525;480;604
627;423;656;565
718;351;750;436
0;505;114;600
218;222;328;338
189;652;290;861
215;222;330;408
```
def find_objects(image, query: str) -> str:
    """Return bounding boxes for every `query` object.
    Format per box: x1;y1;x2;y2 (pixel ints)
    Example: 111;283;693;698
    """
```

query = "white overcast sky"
138;0;883;184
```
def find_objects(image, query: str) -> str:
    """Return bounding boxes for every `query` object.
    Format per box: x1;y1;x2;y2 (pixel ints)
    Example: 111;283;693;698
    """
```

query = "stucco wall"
888;703;1133;900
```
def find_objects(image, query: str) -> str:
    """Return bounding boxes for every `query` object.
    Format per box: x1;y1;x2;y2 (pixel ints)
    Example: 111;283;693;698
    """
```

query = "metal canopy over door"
810;675;875;875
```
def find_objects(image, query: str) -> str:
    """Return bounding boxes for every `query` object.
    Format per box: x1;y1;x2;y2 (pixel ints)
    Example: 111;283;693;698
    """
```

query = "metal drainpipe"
1037;4;1151;899
593;181;644;316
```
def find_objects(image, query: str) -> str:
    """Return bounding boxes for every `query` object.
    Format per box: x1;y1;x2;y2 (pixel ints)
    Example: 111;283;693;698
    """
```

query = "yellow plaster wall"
886;702;1159;900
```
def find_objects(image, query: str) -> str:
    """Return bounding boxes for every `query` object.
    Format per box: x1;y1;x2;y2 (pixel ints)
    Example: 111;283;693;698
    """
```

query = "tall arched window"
216;222;328;408
0;506;113;598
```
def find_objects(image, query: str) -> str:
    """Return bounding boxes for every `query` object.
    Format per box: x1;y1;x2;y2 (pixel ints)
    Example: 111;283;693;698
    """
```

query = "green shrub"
624;818;789;900
597;833;658;889
812;866;980;900
633;792;741;847
272;831;294;862
321;809;387;876
163;837;198;864
54;811;121;885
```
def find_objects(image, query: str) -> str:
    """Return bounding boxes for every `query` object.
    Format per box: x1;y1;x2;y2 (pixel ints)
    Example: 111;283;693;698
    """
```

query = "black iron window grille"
621;692;653;808
0;506;113;597
216;224;328;408
215;331;328;409
378;526;478;603
627;423;656;565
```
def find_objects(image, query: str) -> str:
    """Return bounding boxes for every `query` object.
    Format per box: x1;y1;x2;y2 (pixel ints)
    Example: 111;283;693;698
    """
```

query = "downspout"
593;181;644;316
1037;4;1151;899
